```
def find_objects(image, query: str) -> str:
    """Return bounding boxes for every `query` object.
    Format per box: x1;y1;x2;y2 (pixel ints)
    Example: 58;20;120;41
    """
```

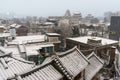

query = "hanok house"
7;58;63;80
7;46;89;80
85;52;104;80
66;36;118;64
9;23;28;36
0;46;35;80
52;46;89;80
6;46;105;80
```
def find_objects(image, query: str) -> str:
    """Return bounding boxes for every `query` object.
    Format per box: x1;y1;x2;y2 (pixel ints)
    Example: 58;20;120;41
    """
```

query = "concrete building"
66;36;119;79
109;16;120;51
5;33;61;64
66;36;118;64
109;16;120;41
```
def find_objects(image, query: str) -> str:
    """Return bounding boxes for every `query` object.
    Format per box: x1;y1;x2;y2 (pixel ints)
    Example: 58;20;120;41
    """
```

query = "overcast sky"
0;0;120;17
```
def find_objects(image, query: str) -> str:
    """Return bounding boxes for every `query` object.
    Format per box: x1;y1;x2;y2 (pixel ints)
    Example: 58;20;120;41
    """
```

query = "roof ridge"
0;46;12;55
17;59;53;78
11;56;35;64
57;46;90;63
52;56;74;80
57;46;77;57
87;52;104;64
76;47;90;63
0;52;12;58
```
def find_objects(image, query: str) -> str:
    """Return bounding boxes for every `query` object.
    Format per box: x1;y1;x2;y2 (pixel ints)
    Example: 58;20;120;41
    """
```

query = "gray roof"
10;23;21;29
0;47;35;80
8;46;90;80
9;59;63;80
7;35;45;45
57;46;89;78
0;45;106;80
46;33;60;36
0;33;11;38
85;52;104;80
0;46;12;55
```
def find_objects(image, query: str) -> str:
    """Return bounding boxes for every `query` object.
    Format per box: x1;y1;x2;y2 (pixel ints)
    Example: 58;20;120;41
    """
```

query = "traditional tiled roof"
0;47;35;80
85;52;104;80
4;46;105;80
8;58;63;80
0;46;12;55
55;46;89;79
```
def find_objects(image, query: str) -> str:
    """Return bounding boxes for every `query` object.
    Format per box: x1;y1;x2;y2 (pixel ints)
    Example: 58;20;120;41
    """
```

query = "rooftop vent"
87;38;102;46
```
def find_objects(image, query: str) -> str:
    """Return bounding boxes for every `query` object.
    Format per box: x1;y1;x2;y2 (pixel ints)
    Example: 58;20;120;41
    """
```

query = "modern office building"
109;16;120;41
109;16;120;50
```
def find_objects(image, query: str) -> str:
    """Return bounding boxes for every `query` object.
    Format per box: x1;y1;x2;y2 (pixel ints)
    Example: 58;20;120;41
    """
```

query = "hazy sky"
0;0;120;17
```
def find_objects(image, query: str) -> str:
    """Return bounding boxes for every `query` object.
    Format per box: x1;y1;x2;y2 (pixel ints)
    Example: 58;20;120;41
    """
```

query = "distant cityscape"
0;9;120;80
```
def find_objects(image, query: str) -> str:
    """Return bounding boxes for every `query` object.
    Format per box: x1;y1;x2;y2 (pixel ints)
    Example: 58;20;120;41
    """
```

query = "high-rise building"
109;16;120;41
109;16;120;51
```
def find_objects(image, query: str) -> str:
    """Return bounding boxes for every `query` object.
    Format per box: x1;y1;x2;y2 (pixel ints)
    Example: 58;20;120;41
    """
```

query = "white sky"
0;0;120;17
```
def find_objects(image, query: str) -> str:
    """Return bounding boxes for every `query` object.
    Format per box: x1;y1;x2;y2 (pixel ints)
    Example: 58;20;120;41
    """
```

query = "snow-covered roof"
8;35;45;45
4;46;105;80
5;45;20;57
6;43;54;56
40;44;54;47
44;22;54;25
8;59;63;80
0;46;12;55
10;23;21;28
25;44;54;56
57;46;89;78
25;45;40;56
85;52;104;80
0;26;5;29
0;50;35;80
0;33;11;37
18;44;26;53
68;36;118;46
46;33;60;36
